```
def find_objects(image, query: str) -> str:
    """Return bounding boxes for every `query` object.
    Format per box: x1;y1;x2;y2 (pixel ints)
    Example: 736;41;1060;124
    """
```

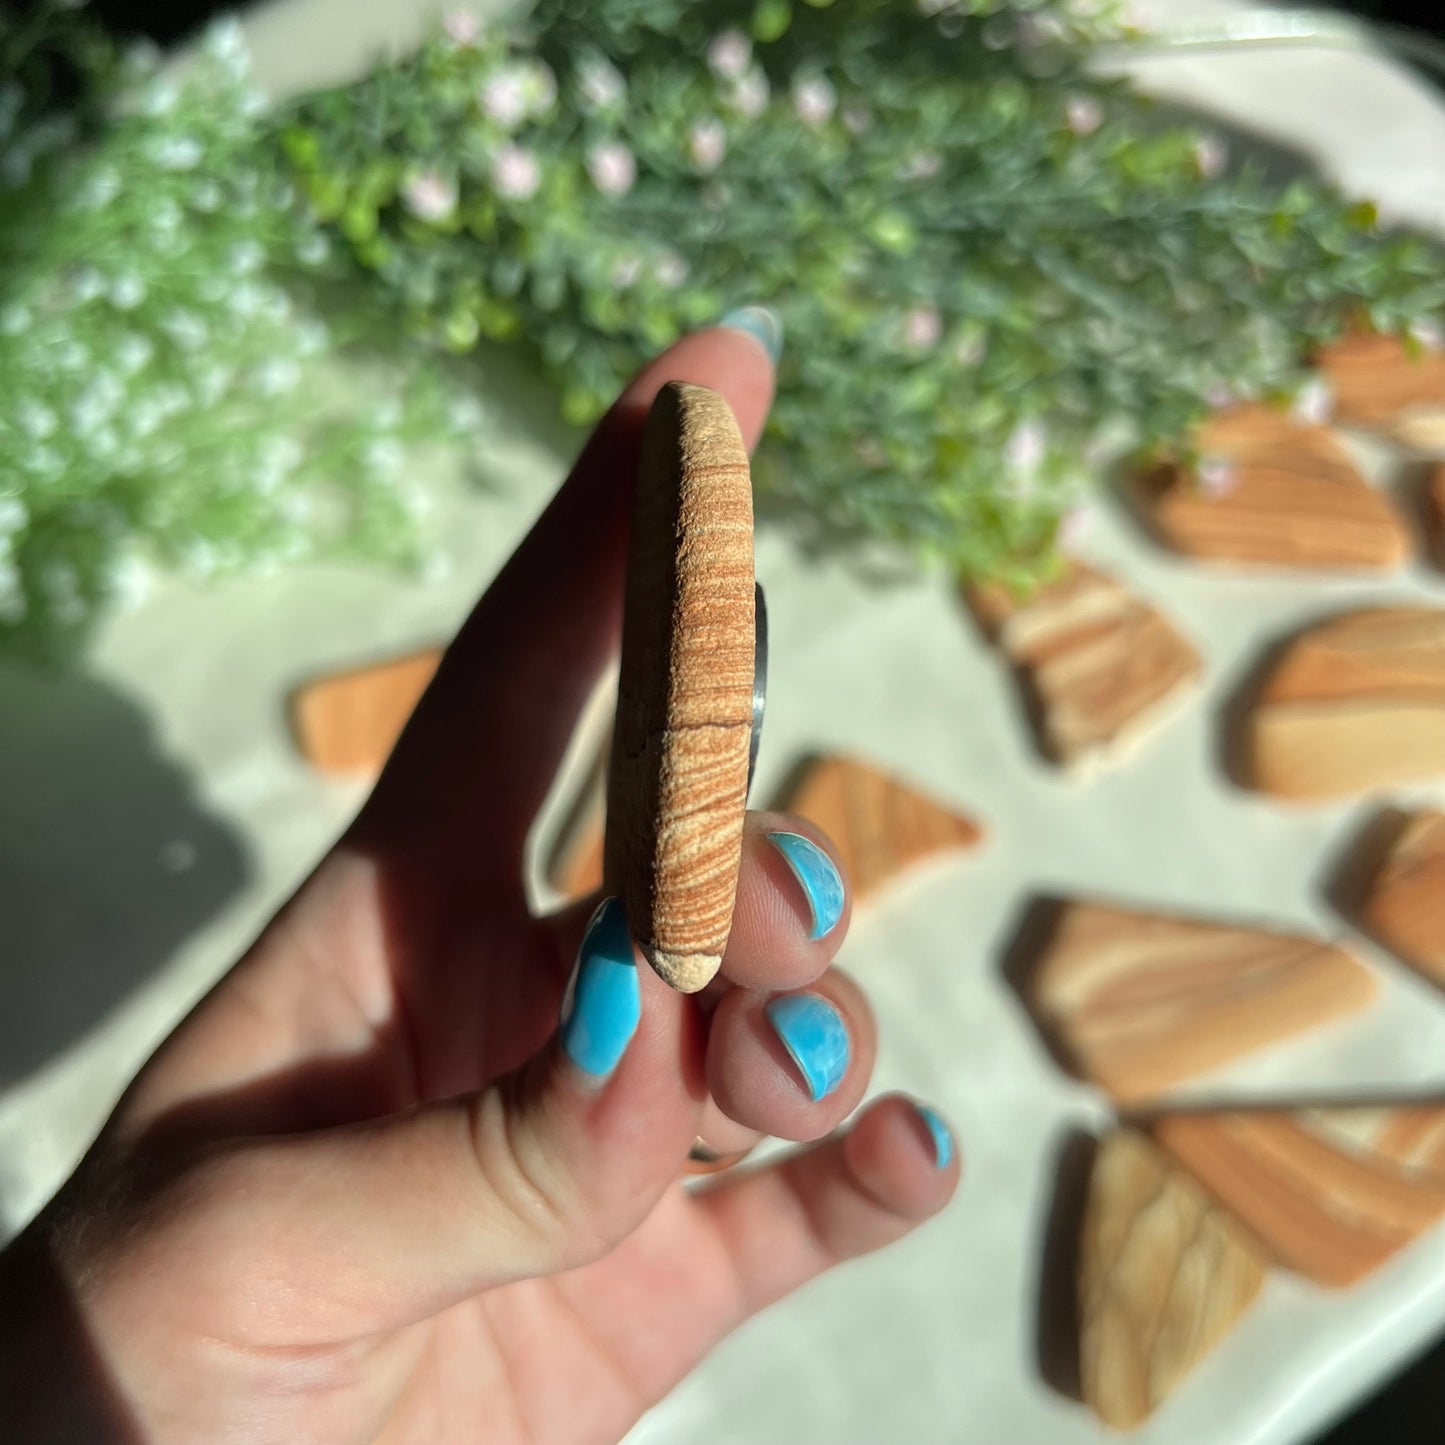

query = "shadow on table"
0;664;249;1088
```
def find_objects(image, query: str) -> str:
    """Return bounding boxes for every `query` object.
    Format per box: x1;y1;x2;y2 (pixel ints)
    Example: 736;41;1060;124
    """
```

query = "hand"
0;320;959;1445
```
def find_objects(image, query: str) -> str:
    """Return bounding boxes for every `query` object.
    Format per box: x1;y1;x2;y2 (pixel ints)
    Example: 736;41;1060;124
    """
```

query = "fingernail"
718;305;783;364
915;1104;954;1170
766;831;845;941
765;993;850;1101
561;897;641;1081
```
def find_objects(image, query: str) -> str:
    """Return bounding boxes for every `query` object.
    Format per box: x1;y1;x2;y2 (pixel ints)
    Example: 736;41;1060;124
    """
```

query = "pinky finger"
694;1093;959;1318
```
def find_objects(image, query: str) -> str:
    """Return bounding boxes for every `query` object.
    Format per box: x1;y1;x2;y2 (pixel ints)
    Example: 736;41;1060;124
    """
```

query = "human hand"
0;317;959;1445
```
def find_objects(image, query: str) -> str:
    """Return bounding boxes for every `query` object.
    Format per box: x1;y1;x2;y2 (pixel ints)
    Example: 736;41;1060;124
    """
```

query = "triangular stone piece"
1243;607;1445;801
1360;809;1445;987
966;563;1201;777
1151;1107;1445;1287
1027;900;1375;1103
1136;405;1409;571
777;755;982;904
1079;1129;1267;1430
1321;333;1445;451
291;647;441;776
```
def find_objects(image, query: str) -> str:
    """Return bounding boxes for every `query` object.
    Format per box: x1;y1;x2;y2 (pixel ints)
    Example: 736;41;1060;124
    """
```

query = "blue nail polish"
718;305;783;364
767;832;845;941
765;993;850;1101
561;898;641;1080
916;1105;954;1169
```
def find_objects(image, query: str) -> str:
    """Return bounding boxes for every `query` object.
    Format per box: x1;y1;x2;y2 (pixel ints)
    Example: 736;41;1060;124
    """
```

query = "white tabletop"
3;4;1445;1442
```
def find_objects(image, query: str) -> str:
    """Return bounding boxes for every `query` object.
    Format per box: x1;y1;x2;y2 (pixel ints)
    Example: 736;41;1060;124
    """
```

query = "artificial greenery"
0;3;481;660
282;0;1445;583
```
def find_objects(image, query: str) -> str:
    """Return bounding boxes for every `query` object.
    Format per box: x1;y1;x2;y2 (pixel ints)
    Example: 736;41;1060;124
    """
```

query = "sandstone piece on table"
966;563;1201;776
1079;1129;1267;1431
777;755;983;904
1242;607;1445;801
1321;332;1445;451
1152;1106;1445;1288
1027;900;1375;1103
605;382;755;992
290;647;442;776
1359;809;1445;986
1136;404;1409;571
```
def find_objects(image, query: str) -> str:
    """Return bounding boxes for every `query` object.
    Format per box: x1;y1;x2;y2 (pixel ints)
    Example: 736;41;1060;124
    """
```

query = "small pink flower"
1204;383;1234;409
1197;456;1238;498
902;304;942;352
728;68;770;119
689;117;727;173
1066;95;1102;137
442;10;481;46
491;144;540;200
587;140;636;196
1194;136;1228;179
480;68;529;129
611;253;643;287
707;29;752;81
900;151;942;181
402;169;458;222
792;74;836;129
1005;420;1046;475
1291;376;1333;425
842;102;872;136
1057;505;1092;554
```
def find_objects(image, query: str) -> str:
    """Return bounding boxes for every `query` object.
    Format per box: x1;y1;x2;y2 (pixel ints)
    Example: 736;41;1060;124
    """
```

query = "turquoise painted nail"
718;305;783;364
916;1105;954;1169
765;993;850;1101
561;898;641;1080
767;831;845;941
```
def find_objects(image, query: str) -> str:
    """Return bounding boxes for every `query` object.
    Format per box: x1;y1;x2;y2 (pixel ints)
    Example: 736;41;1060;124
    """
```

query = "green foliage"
281;0;1445;578
0;4;478;661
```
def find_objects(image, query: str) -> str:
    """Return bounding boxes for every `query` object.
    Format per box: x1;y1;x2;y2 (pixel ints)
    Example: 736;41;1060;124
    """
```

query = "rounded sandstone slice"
605;382;755;992
1360;809;1445;986
1321;332;1445;451
1243;607;1445;801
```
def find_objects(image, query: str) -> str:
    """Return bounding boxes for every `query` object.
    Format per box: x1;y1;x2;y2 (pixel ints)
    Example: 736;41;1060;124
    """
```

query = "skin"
0;326;959;1445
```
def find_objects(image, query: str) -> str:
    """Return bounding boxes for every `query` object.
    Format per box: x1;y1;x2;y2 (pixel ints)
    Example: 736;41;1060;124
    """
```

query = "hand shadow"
0;664;249;1088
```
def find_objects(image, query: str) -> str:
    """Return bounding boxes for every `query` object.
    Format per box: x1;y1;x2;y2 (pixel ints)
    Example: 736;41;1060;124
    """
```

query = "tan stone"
1027;900;1375;1103
777;755;982;904
1152;1107;1445;1288
1360;809;1445;986
966;563;1201;776
290;647;441;776
1136;405;1409;571
1321;332;1445;451
605;383;755;992
1243;607;1445;801
1079;1130;1267;1430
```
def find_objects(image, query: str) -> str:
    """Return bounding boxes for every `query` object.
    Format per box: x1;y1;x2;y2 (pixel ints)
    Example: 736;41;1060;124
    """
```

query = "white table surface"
3;4;1445;1442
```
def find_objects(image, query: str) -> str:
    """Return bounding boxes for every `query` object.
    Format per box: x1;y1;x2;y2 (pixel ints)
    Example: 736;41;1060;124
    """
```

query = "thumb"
199;899;703;1343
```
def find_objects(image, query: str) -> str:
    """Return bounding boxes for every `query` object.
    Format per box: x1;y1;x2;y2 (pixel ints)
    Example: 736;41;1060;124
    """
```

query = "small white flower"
728;68;770;120
707;30;752;81
109;273;146;310
163;310;208;349
1066;95;1103;137
1057;505;1092;554
1197;456;1239;498
115;334;154;375
577;55;627;110
296;232;330;267
0;304;29;335
1016;14;1066;49
402;169;459;222
792;74;836;129
1204;383;1234;409
1194;136;1228;179
25;444;63;481
78;166;121;210
954;331;986;367
150;197;183;242
256;357;300;396
611;252;644;287
255;435;303;492
916;0;952;16
1004;419;1047;475
153;135;203;170
688;117;727;173
110;552;155;610
1409;318;1445;351
295;318;330;355
364;438;404;476
0;495;27;538
204;17;251;79
195;365;232;406
479;66;530;129
491;143;541;200
1292;376;1333;425
192;178;222;212
442;10;482;47
230;239;266;274
72;372;125;432
654;250;689;288
900;151;941;181
525;60;557;114
447;394;487;433
842;102;872;136
140;79;180;117
71;266;106;304
902;304;942;351
16;399;56;441
587;140;636;196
